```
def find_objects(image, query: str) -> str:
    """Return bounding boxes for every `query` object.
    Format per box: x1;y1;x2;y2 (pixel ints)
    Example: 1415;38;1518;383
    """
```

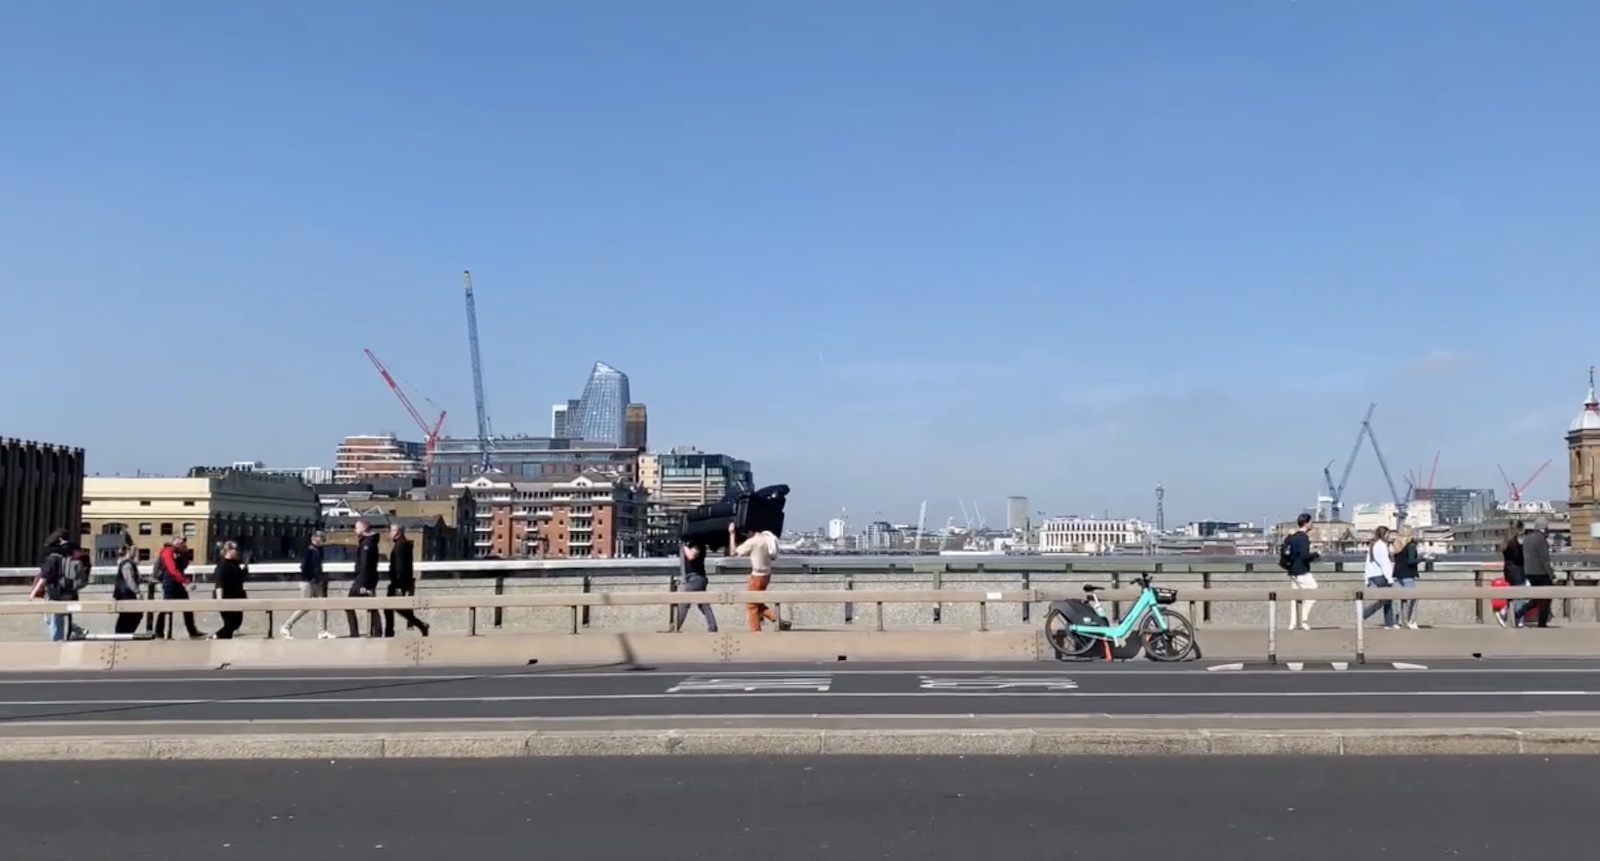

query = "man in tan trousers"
729;523;791;632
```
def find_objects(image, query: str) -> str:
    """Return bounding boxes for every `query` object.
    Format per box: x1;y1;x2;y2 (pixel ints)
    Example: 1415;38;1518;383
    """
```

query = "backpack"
41;551;80;600
1277;536;1294;571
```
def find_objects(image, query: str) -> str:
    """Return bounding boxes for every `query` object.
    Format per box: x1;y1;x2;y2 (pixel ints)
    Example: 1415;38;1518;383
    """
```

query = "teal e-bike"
1044;574;1198;661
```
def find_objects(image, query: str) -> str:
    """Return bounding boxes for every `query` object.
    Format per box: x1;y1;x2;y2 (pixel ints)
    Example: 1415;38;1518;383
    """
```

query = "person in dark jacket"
345;520;383;638
281;530;333;640
113;538;144;635
1391;529;1423;629
153;536;203;639
1498;521;1526;627
1281;513;1321;630
1521;518;1556;628
32;529;77;641
668;541;719;633
212;540;249;639
383;524;429;638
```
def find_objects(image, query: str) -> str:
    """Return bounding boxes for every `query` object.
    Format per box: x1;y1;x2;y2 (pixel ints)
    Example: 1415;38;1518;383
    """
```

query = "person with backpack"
31;529;80;642
153;536;204;640
113;538;144;635
1277;513;1320;630
1360;525;1398;629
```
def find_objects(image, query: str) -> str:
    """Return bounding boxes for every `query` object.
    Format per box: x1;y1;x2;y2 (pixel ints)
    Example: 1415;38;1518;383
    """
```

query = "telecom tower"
1155;484;1166;533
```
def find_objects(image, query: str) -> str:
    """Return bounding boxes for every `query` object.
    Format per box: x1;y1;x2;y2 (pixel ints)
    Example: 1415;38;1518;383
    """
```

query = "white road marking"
666;676;832;693
1332;662;1349;671
1287;662;1304;672
1206;663;1246;672
918;675;1078;691
1392;662;1429;670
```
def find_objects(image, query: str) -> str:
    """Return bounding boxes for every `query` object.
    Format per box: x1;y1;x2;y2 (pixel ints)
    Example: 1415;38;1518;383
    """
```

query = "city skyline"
5;3;1598;528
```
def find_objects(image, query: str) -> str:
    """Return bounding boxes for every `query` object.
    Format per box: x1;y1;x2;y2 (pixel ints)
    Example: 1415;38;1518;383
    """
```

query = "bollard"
468;606;478;637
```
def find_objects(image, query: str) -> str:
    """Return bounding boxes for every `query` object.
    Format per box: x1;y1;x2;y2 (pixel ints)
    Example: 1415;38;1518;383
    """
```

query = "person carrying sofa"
729;523;791;632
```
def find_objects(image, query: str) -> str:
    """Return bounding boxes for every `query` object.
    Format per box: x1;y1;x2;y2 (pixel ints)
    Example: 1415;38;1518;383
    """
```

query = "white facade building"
1038;516;1150;554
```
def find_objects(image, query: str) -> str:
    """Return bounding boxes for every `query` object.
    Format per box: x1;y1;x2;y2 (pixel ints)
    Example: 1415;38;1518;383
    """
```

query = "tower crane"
363;349;447;473
1498;461;1552;502
461;270;493;473
1322;403;1375;521
1361;410;1407;525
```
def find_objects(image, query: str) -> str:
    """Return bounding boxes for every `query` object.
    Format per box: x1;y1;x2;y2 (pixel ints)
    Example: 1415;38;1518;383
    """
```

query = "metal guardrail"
9;584;1596;639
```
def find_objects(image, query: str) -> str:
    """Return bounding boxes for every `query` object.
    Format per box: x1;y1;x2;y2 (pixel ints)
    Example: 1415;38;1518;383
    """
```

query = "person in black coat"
212;541;249;639
383;525;429;638
1499;521;1526;627
345;519;384;638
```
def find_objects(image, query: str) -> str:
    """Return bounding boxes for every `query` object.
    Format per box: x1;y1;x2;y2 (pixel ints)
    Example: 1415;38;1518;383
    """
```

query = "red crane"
1498;460;1552;503
363;349;447;472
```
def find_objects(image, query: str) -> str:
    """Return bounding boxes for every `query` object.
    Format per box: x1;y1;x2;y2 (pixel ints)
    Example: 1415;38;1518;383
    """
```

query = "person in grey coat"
1519;519;1555;628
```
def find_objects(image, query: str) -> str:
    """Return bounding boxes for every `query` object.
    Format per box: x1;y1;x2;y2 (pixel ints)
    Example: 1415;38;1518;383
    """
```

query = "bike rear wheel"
1139;608;1197;662
1044;609;1097;659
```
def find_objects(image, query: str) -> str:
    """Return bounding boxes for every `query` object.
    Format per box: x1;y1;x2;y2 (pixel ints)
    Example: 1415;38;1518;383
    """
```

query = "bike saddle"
1082;584;1102;594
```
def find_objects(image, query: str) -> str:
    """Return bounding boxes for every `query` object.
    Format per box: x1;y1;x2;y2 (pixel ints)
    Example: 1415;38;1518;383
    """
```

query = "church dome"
1572;368;1600;432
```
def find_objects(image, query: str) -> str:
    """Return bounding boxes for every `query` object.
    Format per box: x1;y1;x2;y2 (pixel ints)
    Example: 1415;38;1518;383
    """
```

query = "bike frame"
1068;587;1169;639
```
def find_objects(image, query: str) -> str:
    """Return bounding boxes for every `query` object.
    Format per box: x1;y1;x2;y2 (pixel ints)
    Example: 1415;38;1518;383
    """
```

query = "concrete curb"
4;727;1600;760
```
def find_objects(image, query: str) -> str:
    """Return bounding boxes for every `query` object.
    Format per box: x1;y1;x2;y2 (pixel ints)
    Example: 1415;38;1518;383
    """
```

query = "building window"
160;523;174;536
139;523;153;535
183;501;195;507
79;522;90;535
183;523;197;538
139;500;151;506
137;548;151;562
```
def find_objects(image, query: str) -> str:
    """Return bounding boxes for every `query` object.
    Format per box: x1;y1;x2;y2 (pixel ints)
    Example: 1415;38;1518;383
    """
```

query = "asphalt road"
5;660;1600;723
2;756;1592;861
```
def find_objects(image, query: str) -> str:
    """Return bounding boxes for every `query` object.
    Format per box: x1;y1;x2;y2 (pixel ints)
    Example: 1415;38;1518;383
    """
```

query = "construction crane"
1498;460;1552;502
363;349;447;472
1405;452;1441;501
461;270;493;473
1322;403;1375;521
1361;410;1407;525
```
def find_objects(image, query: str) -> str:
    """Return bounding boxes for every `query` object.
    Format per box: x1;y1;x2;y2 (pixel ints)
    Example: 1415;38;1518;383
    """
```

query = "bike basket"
1152;587;1179;606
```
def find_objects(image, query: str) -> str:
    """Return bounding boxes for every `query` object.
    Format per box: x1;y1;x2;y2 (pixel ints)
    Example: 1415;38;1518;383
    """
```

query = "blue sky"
4;0;1598;530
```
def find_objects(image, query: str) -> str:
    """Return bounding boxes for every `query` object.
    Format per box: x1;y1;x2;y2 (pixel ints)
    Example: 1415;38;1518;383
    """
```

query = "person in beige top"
730;523;789;632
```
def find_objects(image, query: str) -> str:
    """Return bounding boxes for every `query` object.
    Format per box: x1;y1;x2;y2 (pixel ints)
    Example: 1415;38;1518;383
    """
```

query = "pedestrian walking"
211;541;249;639
153;536;204;640
1497;521;1525;627
1391;528;1422;629
113;539;144;635
32;530;79;642
1361;526;1397;629
382;525;429;638
281;530;334;639
668;542;718;633
1278;513;1320;630
730;523;789;632
344;520;383;638
1521;518;1556;628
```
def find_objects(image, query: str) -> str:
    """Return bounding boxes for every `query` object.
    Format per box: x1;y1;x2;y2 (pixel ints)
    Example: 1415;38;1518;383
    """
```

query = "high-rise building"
827;518;847;540
624;404;648;450
1568;371;1600;551
333;434;424;483
1006;496;1029;532
550;399;580;438
1;437;85;568
429;436;640;487
567;362;631;446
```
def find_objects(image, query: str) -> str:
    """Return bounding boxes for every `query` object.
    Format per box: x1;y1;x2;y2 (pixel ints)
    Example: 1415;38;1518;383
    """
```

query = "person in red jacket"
153;536;204;639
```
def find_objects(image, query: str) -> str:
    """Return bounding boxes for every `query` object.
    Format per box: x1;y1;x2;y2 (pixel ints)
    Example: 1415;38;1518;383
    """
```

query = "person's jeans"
383;581;427;637
1397;576;1419;624
44;614;70;642
673;574;718;632
1362;576;1395;627
345;582;382;638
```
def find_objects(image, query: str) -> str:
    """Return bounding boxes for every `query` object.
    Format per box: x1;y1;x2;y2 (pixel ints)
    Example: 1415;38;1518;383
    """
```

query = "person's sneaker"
777;620;793;632
279;626;294;640
1298;622;1311;631
1495;609;1508;627
316;630;336;640
1406;621;1419;630
1384;624;1399;630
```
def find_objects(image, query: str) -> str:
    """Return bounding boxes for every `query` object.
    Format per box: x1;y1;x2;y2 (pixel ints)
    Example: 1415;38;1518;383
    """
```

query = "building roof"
1572;368;1600;432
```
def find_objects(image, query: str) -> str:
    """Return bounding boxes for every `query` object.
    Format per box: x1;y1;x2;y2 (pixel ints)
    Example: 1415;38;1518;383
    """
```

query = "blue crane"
1361;410;1408;525
1322;402;1375;521
461;270;493;473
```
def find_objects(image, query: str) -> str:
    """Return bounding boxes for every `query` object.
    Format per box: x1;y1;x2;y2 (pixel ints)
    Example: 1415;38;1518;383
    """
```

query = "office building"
1005;496;1029;532
1038;517;1150;554
455;470;649;559
1568;374;1600;551
550;399;580;438
624;403;648;450
1424;487;1497;525
646;446;754;511
827;518;847;540
567;361;631;446
333;434;425;483
429;435;641;487
231;461;334;485
82;468;319;565
0;437;85;568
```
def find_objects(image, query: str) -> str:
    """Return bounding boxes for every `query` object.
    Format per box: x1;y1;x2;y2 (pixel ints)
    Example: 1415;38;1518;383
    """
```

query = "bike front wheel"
1044;609;1098;659
1139;608;1197;662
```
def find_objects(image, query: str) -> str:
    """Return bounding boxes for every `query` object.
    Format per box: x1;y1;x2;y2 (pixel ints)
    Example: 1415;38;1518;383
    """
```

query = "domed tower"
1568;367;1600;551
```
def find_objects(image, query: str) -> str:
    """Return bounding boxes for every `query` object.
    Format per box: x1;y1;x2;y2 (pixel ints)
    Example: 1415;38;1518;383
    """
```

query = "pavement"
2;756;1594;861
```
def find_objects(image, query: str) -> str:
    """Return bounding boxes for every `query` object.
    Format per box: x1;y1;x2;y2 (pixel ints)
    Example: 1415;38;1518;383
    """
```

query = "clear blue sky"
4;0;1598;529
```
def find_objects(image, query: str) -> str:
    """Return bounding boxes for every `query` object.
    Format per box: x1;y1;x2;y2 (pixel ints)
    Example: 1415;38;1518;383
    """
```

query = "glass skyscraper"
569;362;631;446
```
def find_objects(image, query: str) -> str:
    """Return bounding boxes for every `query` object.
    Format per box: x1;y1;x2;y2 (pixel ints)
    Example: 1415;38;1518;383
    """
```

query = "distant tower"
1155;484;1166;533
1005;496;1029;532
1568;366;1600;551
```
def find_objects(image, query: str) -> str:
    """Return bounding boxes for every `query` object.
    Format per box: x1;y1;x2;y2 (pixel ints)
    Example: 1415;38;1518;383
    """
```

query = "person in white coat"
1361;525;1397;629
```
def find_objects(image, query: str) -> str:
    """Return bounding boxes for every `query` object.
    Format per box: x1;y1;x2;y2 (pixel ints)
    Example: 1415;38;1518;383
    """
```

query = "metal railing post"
1267;592;1277;665
493;576;505;629
1354;596;1365;664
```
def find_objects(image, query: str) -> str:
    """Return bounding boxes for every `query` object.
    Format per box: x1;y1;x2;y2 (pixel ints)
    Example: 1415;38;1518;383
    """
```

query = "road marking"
666;676;832;693
1392;662;1429;670
1287;662;1304;672
918;675;1078;691
1332;662;1349;671
1206;663;1246;672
